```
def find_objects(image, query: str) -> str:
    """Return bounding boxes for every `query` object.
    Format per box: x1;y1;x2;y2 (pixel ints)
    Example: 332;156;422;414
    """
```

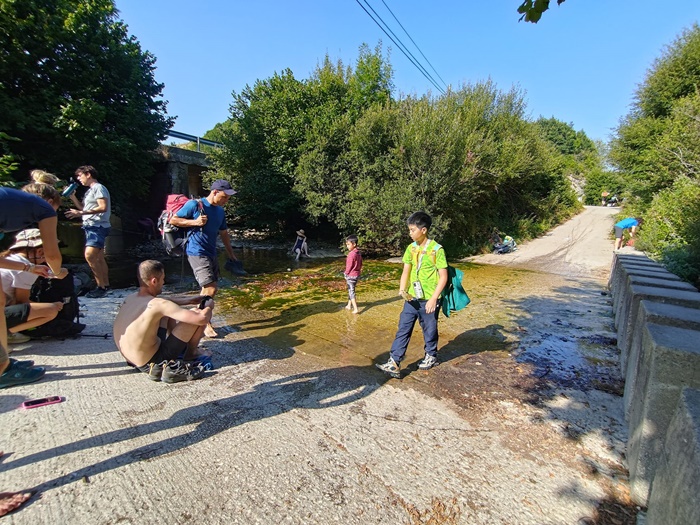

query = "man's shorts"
5;303;30;330
134;327;188;372
614;226;624;239
83;225;111;249
188;255;219;288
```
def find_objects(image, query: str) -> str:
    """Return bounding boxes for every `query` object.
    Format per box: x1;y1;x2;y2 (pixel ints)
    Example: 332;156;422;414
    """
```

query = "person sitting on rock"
113;260;213;383
1;229;67;344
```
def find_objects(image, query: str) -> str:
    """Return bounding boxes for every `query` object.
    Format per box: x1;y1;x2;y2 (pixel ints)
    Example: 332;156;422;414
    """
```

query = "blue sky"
115;1;700;144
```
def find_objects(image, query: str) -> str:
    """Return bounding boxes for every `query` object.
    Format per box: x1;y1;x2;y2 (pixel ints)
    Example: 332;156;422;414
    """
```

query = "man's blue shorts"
83;225;110;249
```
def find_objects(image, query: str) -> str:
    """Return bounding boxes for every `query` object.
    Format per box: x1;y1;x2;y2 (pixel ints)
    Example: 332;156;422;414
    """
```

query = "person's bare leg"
350;298;359;314
0;292;10;368
170;308;212;359
614;237;623;250
85;246;110;288
0;491;33;517
201;283;218;337
8;303;60;333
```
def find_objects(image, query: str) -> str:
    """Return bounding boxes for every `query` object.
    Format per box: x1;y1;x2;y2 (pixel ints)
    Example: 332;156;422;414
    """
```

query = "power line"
356;0;445;95
380;0;448;91
354;0;446;95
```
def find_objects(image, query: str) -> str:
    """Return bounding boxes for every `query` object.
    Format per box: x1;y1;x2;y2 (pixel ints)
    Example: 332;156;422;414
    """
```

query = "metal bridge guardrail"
165;130;223;152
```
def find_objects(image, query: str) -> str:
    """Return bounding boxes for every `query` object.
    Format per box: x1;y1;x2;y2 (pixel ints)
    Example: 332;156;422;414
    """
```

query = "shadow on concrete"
2;365;384;494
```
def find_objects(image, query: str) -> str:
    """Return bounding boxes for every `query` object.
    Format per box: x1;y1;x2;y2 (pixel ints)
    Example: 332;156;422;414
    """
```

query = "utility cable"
357;0;444;95
380;0;448;91
354;0;445;95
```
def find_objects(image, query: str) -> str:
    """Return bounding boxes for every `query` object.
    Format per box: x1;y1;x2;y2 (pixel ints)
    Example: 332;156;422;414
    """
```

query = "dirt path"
466;206;621;279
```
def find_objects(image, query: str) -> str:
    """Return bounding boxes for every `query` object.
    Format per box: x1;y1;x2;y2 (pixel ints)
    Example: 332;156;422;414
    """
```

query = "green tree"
611;24;700;204
0;0;173;214
518;0;566;23
212;69;311;229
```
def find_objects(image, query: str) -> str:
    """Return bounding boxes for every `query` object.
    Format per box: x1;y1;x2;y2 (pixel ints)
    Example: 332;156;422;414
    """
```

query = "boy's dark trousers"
389;298;439;363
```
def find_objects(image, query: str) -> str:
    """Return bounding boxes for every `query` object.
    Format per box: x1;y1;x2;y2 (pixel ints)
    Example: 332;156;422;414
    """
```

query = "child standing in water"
344;234;362;314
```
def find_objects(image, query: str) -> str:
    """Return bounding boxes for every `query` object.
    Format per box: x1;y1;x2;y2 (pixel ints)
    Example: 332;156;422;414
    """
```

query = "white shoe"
7;332;31;344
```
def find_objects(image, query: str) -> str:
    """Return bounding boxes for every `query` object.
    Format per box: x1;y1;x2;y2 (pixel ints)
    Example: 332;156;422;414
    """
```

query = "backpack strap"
411;240;440;269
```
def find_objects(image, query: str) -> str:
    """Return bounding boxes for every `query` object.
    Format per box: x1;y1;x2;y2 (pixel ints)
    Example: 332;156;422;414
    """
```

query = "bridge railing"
165;130;223;152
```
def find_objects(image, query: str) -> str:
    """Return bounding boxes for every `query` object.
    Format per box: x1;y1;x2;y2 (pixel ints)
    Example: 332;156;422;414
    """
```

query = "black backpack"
29;270;86;338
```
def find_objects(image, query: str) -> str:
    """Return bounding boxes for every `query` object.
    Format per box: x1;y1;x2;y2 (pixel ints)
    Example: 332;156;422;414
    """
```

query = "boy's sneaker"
376;357;401;378
146;360;167;382
161;360;205;384
418;354;438;370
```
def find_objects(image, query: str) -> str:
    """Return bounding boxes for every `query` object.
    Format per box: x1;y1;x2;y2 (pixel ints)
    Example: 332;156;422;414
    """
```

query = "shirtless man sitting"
113;260;213;383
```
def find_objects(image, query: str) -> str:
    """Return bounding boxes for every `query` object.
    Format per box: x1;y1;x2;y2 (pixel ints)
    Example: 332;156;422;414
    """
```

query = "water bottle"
61;181;79;197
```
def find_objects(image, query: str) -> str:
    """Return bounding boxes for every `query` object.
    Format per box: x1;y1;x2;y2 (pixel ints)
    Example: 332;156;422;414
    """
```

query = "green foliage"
0;131;19;185
0;0;173;215
637;176;700;286
582;169;625;206
213;44;581;255
518;0;566;23
609;24;700;284
611;24;700;204
535;117;603;204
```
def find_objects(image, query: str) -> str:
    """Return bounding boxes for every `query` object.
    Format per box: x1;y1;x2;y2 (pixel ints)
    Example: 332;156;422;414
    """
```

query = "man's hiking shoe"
418;354;438;370
161;360;206;384
0;362;45;389
376;357;401;378
146;361;167;382
86;287;109;299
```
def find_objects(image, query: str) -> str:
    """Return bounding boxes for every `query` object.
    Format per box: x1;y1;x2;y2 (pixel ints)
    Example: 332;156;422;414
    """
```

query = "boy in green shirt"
376;211;448;378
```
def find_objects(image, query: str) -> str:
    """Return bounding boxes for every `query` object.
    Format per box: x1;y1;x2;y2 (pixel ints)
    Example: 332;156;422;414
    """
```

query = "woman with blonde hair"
30;169;60;187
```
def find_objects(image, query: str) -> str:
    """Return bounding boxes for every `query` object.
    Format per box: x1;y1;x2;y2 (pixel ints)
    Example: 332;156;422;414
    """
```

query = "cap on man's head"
10;228;43;250
211;179;236;195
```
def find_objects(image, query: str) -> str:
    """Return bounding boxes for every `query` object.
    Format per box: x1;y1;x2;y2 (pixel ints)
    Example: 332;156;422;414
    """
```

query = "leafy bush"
637;176;700;286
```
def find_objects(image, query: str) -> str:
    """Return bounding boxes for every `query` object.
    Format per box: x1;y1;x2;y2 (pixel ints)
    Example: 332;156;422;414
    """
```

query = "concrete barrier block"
616;285;700;372
646;388;700;525
610;269;685;317
624;301;700;418
627;324;700;505
610;253;658;287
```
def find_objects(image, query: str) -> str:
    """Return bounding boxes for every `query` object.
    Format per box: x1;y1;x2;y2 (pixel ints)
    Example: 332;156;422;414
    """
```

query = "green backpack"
441;265;470;318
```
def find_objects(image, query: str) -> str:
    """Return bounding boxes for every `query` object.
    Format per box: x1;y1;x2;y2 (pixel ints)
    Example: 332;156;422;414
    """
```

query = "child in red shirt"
344;235;362;314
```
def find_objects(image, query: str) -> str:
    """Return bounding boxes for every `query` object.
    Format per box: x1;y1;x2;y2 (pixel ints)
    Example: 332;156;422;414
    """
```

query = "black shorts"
134;327;188;372
5;303;31;330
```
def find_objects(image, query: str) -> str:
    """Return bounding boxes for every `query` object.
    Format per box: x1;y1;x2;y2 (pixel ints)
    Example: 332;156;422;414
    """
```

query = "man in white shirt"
66;165;111;298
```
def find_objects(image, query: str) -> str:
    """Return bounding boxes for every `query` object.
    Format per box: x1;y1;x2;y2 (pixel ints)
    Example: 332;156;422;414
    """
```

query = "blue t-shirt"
615;218;638;229
0;187;57;232
176;198;227;259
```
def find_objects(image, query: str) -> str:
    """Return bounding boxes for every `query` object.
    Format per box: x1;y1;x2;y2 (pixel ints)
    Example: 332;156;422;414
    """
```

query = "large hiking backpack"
157;195;202;256
29;270;86;338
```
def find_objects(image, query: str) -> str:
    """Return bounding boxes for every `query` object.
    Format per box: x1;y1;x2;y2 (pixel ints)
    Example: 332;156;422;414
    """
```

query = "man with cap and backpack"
169;180;239;338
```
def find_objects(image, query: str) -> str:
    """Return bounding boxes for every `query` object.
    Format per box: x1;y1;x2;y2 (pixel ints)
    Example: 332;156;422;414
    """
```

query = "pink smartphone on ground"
21;396;63;409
